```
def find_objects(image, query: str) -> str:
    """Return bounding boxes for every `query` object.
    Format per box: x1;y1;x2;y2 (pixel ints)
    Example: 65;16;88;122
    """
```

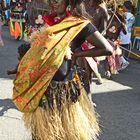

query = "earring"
66;5;72;16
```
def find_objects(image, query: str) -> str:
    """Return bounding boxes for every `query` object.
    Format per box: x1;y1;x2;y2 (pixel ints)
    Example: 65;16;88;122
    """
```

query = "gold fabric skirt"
23;75;100;140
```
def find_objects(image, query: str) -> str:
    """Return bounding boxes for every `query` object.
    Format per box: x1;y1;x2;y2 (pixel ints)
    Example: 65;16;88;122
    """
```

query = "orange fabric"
10;22;15;37
14;22;21;39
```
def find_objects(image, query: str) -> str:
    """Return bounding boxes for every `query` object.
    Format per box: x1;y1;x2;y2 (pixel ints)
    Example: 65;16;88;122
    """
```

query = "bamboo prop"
119;45;140;58
102;0;117;35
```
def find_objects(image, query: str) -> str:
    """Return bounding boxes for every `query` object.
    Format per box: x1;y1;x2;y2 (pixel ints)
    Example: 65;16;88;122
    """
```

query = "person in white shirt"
119;1;135;70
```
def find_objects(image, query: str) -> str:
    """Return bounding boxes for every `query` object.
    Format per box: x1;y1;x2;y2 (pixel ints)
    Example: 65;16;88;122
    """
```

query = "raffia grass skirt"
23;81;100;140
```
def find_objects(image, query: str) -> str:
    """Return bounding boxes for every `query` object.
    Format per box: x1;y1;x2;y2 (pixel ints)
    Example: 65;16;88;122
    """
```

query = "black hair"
92;0;103;5
71;0;93;20
18;43;30;59
123;1;132;10
65;0;70;6
67;0;85;8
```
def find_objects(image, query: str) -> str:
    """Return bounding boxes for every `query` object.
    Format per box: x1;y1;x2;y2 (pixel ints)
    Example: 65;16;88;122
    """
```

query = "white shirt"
119;12;135;44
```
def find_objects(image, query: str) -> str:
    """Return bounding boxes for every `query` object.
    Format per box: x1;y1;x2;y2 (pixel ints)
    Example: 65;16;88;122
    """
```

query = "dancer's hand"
7;69;17;75
7;70;13;75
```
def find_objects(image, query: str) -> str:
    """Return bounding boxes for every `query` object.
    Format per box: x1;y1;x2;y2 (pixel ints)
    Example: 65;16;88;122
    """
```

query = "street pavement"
0;27;31;140
0;27;140;140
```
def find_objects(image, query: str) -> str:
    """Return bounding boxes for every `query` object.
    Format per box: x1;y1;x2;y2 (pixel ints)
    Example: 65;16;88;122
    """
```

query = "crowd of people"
0;0;31;40
1;0;136;140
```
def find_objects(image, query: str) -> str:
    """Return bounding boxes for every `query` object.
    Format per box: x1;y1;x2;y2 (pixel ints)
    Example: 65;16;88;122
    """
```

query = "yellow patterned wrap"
12;16;90;112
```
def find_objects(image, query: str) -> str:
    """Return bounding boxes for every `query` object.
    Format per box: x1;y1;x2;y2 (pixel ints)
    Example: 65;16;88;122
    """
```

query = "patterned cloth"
107;40;120;74
13;16;89;112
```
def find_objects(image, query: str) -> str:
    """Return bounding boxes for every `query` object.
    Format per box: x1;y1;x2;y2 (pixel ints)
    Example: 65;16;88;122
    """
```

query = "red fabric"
107;40;120;73
81;42;99;65
66;8;72;17
15;22;21;39
42;14;57;26
81;42;89;50
10;23;15;37
43;9;72;26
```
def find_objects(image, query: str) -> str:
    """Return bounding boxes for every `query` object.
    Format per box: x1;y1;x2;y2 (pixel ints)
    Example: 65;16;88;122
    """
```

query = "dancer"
105;7;127;74
12;0;113;140
119;1;135;70
80;0;108;84
76;0;108;92
87;0;108;34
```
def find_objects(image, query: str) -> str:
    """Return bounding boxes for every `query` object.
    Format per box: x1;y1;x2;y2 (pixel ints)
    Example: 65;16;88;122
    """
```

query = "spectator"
119;1;135;70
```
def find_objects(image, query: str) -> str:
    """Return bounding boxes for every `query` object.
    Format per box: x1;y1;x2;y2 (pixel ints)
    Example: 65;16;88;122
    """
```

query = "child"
7;43;30;75
0;19;4;47
119;1;135;70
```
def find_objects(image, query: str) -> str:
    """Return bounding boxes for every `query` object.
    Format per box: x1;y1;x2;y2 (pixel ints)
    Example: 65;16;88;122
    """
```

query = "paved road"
0;27;31;140
0;27;140;140
92;62;140;140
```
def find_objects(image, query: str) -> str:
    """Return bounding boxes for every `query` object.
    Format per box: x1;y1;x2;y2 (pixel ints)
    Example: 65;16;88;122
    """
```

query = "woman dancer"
81;0;108;85
12;0;113;140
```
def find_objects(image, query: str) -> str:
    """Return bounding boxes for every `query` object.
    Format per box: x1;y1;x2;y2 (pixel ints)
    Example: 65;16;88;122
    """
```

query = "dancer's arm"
73;31;113;59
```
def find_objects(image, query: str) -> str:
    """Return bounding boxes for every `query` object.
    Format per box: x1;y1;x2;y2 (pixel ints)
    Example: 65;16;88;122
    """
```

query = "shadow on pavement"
111;59;140;89
0;98;17;116
93;89;140;140
92;59;140;140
